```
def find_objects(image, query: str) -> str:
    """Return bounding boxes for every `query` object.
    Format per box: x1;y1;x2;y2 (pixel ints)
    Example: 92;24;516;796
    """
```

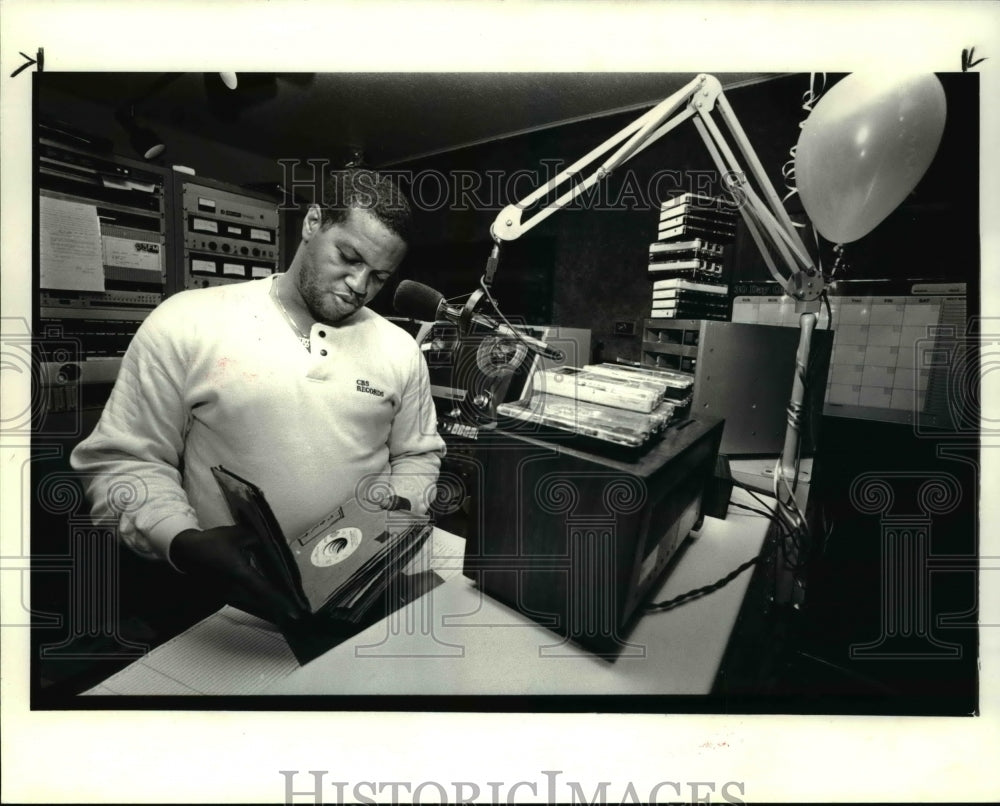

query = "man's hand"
376;494;412;512
169;526;304;628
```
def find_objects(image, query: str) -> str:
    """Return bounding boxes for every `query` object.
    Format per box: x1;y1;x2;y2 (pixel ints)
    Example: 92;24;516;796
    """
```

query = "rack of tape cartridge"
648;192;736;322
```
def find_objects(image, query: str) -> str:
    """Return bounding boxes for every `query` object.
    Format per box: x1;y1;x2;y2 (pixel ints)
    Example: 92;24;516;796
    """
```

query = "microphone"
393;279;453;323
393;280;564;362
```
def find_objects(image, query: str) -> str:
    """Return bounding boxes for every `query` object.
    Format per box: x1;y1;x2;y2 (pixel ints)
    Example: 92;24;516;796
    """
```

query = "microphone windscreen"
393;280;444;321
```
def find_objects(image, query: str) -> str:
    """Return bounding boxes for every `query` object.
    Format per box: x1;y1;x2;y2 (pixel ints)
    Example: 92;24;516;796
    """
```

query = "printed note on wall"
39;196;105;292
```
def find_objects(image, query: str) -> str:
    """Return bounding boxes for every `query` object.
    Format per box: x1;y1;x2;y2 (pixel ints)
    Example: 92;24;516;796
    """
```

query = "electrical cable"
730;480;808;564
732;479;807;571
731;477;776;506
478;276;516;328
645;554;763;613
730;479;809;575
773;447;811;574
821;290;833;329
730;499;781;520
646;478;819;616
476;275;544;360
445;291;475;306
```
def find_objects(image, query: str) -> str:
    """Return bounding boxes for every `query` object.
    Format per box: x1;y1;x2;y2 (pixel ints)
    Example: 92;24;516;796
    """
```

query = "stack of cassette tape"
648;193;735;321
496;362;694;451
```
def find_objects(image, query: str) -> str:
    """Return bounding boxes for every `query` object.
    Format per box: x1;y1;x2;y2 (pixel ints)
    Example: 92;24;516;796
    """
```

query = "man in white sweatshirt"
71;169;445;627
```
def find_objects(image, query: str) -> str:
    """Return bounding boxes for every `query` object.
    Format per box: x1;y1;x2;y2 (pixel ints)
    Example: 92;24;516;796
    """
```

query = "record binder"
211;465;435;662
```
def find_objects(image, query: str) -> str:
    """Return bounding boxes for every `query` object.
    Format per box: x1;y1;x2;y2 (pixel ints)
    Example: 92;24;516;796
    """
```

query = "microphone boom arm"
485;74;827;602
489;74;821;301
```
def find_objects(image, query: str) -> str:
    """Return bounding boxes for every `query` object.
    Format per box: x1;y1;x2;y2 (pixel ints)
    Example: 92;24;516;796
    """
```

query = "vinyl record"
310;527;363;568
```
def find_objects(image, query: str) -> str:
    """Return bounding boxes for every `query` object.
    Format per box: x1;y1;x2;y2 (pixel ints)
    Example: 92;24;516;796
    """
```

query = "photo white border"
2;1;998;802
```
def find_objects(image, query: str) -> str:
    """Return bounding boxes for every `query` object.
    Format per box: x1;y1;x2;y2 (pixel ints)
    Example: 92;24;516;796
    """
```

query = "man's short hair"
320;168;413;242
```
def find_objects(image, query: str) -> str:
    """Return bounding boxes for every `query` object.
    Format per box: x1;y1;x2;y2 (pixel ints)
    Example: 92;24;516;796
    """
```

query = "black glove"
377;494;412;512
169;525;304;628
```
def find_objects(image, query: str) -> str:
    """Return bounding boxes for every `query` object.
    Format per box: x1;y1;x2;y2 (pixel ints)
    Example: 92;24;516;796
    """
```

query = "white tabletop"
85;494;769;697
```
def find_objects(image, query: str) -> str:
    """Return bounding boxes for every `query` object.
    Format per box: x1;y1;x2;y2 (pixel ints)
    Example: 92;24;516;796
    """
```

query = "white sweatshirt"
71;276;445;563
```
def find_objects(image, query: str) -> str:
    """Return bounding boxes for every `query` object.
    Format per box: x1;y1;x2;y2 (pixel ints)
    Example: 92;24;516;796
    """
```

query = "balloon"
795;72;947;243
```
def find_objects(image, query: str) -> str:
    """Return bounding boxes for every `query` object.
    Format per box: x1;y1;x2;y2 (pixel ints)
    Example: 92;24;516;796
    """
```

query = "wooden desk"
84;492;769;698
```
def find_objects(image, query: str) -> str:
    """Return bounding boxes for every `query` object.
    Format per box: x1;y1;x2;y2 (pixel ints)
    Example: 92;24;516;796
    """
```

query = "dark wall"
35;84;282;190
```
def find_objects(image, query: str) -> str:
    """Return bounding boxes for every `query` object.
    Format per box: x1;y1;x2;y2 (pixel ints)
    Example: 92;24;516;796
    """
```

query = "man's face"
295;206;407;324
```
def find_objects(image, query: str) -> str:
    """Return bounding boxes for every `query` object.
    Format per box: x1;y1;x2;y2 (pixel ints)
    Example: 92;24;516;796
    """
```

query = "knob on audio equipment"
57;363;81;383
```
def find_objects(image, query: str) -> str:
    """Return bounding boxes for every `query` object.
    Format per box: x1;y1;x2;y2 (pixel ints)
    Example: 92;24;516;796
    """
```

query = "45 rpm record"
310;527;363;567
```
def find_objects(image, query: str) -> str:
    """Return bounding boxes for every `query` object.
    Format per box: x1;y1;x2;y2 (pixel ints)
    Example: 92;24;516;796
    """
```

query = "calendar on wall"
731;280;969;429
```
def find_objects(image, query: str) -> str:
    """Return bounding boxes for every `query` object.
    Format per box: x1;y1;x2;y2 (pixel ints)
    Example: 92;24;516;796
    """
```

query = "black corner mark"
962;46;987;71
10;47;43;78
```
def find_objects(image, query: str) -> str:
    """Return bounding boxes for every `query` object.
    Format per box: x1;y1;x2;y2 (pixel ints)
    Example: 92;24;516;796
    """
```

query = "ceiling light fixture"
114;73;187;161
116;103;166;161
129;124;167;160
